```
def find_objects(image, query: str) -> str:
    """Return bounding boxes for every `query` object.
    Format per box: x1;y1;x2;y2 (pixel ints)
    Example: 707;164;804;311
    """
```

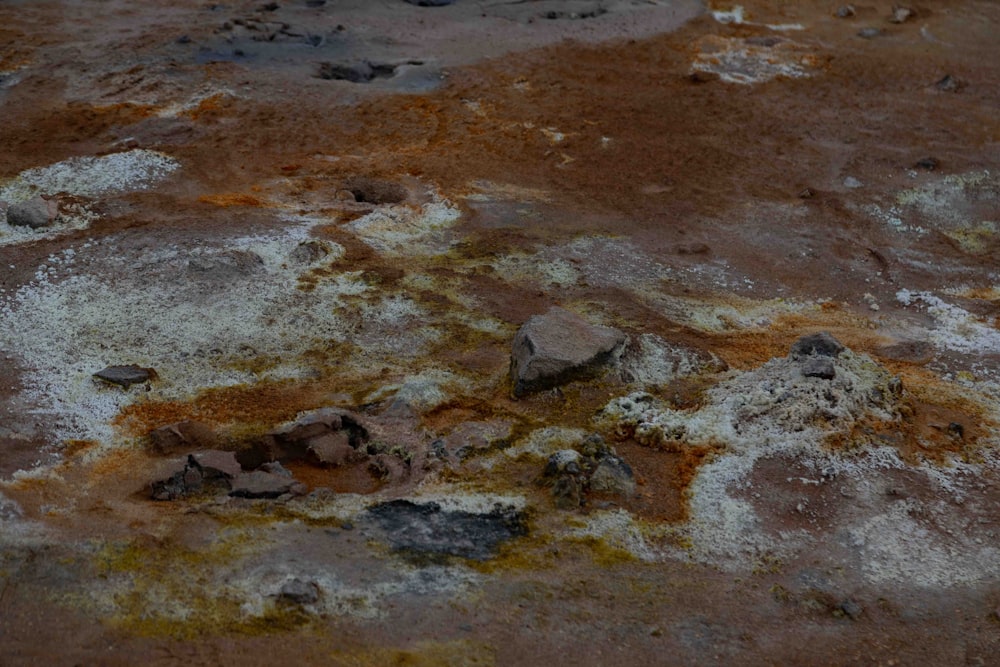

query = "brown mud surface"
2;1;1000;665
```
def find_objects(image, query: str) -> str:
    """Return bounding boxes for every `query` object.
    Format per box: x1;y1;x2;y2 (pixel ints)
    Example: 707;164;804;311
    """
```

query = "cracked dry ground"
2;0;1000;665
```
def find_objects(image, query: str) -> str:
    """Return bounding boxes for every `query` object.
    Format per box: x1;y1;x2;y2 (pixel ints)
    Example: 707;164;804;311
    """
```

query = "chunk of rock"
404;0;455;5
257;407;369;466
230;469;307;499
801;356;836;380
151;451;240;500
186;250;264;283
93;364;157;388
552;475;584;510
316;60;378;82
888;5;913;23
279;579;320;605
857;27;883;38
790;332;845;359
510;307;627;397
545;449;582;476
589;454;637;497
149;420;219;454
191;450;242;478
834;4;855;18
367;500;526;561
6;196;59;229
288;239;331;264
934;74;963;92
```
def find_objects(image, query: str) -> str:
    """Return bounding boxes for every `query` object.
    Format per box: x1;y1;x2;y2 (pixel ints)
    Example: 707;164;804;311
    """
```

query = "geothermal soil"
2;0;1000;665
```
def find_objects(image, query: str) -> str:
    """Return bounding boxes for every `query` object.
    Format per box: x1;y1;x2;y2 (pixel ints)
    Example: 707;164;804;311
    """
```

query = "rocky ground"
1;0;1000;664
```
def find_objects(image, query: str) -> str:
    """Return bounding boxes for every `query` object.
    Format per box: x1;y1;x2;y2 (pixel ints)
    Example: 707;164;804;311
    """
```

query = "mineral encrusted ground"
1;1;1000;665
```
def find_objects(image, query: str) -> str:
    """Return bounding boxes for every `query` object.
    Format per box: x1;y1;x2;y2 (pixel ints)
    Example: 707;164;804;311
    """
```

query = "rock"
149;421;219;454
190;450;242;479
545;449;582;476
934;74;963;92
151;451;238;500
914;157;939;171
368;500;526;560
257;407;369;465
229;470;307;498
834;5;855;18
279;579;320;605
6;196;59;229
93;364;156;388
888;5;913;23
589;454;637;497
843;176;863;188
856;27;883;39
676;242;709;255
552;475;583;509
790;332;845;359
306;432;360;466
839;599;863;620
368;453;408;482
510;307;627;397
801;356;836;380
439;420;514;461
316;60;376;82
404;0;455;5
288;239;331;264
186;250;264;283
797;187;815;199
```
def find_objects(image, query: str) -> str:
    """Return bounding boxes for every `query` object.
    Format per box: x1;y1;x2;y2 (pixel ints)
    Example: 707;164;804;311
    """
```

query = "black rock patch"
367;500;526;561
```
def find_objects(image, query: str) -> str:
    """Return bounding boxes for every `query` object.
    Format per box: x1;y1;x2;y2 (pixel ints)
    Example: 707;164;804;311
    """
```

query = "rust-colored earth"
2;1;1000;665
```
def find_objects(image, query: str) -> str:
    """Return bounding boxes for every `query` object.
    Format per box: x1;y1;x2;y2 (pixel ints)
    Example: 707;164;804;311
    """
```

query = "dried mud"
2;0;1000;665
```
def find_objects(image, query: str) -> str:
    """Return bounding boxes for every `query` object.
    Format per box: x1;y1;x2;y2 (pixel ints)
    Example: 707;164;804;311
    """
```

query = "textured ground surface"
2;1;1000;664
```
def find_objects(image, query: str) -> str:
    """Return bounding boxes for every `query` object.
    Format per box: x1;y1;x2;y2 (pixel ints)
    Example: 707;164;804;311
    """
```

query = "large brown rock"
510;307;626;397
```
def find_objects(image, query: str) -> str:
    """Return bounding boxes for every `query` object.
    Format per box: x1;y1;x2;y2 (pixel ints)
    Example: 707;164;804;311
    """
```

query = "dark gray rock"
857;27;883;38
315;60;397;83
151;452;237;500
367;500;526;561
834;4;855;18
6;196;59;229
545;449;582;476
934;74;963;92
801;357;836;380
93;364;156;388
149;420;219;454
404;0;455;5
589;454;637;497
790;332;845;359
510;307;626;397
839;599;864;620
279;578;320;605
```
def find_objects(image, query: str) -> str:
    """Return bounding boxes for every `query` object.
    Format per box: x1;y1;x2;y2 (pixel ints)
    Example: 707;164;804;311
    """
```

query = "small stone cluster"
543;434;636;509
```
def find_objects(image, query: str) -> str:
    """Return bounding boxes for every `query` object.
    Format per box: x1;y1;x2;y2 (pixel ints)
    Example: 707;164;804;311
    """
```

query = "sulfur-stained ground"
1;1;1000;665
